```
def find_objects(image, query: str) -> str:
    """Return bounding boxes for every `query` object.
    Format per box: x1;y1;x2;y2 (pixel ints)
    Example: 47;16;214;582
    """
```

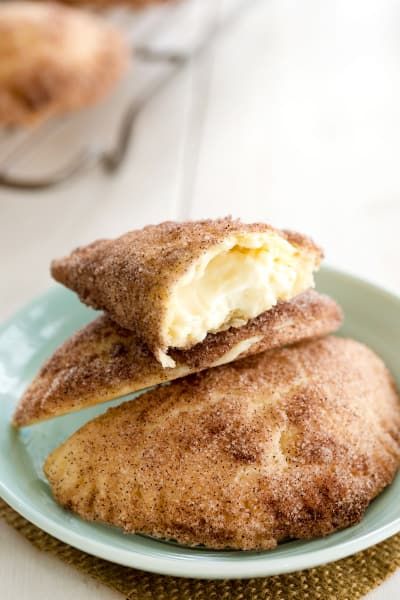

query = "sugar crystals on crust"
52;218;323;367
44;336;400;550
13;290;342;426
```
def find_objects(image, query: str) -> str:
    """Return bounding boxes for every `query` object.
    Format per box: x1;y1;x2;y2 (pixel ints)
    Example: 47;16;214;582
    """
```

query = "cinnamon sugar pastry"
44;336;400;550
13;290;342;426
52;218;323;367
0;2;128;126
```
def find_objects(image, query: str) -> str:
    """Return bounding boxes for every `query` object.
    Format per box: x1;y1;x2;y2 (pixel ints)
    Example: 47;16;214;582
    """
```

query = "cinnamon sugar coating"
44;336;400;550
0;2;128;126
13;290;341;426
51;217;323;364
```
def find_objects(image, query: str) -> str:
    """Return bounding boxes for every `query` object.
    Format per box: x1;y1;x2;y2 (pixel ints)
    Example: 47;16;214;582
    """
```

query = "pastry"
13;290;342;426
51;218;323;367
0;2;128;126
44;336;400;550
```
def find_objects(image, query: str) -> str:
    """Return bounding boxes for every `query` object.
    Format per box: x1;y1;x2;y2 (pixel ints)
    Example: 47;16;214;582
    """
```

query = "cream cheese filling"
210;336;263;368
160;232;319;367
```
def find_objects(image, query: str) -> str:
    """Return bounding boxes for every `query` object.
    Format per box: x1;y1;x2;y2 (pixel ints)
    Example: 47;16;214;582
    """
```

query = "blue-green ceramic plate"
0;267;399;579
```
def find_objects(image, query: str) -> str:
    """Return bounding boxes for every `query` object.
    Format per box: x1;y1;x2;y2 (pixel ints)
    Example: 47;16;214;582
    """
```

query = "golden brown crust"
51;217;323;361
13;290;341;426
44;336;400;550
0;2;129;126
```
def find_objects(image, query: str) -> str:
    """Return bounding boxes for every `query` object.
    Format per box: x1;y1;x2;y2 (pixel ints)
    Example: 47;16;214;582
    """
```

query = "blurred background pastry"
0;1;129;126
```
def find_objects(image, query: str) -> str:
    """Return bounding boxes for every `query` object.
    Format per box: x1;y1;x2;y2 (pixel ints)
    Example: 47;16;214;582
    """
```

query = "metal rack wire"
0;0;256;191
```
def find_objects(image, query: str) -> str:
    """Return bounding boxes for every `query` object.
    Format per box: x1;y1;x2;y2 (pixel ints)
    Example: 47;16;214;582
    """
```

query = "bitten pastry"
13;290;342;426
44;337;400;550
0;2;129;126
51;218;323;367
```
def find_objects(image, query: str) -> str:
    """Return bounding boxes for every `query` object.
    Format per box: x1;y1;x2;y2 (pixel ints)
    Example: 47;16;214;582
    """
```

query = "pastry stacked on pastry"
13;217;400;550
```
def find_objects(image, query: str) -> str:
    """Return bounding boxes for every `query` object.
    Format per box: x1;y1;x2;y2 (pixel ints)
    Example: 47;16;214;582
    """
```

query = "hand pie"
44;336;400;550
13;290;342;426
51;218;323;367
0;2;128;126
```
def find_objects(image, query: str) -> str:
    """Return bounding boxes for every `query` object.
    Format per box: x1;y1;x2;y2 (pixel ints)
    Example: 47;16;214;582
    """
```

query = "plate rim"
1;265;400;579
1;480;400;579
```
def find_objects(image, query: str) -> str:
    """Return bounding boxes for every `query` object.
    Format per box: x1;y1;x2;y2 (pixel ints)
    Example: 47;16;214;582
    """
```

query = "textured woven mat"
1;498;400;600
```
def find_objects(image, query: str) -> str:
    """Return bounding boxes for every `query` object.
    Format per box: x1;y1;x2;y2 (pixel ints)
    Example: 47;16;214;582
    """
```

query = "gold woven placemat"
1;498;399;600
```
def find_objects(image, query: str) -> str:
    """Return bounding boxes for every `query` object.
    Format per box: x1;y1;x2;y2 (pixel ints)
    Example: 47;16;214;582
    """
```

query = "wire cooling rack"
0;0;256;191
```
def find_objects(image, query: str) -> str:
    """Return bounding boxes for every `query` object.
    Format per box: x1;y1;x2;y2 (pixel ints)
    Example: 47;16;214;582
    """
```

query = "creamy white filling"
162;232;319;360
211;336;262;368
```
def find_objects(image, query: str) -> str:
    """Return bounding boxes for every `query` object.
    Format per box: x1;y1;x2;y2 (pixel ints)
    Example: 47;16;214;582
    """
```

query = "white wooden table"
1;0;399;597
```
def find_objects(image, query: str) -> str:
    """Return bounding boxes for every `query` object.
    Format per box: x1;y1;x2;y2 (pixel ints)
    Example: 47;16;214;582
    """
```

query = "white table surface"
1;0;399;597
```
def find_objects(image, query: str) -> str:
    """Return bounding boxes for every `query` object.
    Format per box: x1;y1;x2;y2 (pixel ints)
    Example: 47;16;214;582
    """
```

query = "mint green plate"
1;266;399;579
